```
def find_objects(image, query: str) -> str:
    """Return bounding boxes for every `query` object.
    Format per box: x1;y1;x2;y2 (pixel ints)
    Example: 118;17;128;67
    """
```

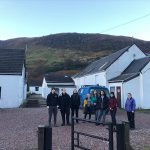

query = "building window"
0;87;1;99
35;87;39;91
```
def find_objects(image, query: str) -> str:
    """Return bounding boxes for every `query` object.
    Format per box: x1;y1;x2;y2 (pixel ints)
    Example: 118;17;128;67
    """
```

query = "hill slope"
0;33;150;81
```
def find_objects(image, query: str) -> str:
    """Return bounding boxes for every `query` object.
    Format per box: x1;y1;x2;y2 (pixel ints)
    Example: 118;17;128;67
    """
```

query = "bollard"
38;125;52;150
71;117;74;150
116;122;133;150
38;125;45;150
108;124;114;150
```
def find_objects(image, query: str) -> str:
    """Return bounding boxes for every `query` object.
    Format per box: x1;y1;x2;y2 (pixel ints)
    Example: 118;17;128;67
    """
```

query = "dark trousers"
71;107;79;123
110;109;117;125
48;106;57;126
84;106;91;119
61;108;70;125
127;112;135;129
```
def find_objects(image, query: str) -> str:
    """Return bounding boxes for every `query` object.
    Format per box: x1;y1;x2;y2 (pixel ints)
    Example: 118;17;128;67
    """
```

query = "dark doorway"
116;86;121;108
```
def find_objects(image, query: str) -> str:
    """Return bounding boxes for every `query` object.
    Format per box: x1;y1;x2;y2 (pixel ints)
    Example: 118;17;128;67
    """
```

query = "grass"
26;47;111;79
136;109;150;113
144;147;150;150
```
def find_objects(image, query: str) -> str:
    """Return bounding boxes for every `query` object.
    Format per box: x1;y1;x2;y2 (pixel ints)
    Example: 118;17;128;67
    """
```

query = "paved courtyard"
0;108;150;150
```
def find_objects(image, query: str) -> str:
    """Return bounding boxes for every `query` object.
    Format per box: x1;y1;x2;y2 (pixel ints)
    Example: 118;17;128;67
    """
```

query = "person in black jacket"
95;90;109;125
46;88;59;127
59;89;71;126
70;89;80;123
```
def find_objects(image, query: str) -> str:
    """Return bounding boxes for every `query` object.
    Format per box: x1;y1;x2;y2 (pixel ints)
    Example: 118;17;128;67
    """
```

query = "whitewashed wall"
29;86;42;95
21;65;26;100
106;44;146;81
0;75;25;108
108;82;124;107
109;77;141;109
42;78;75;98
123;76;140;108
74;45;145;89
73;71;107;89
42;86;75;98
141;62;150;109
42;78;48;98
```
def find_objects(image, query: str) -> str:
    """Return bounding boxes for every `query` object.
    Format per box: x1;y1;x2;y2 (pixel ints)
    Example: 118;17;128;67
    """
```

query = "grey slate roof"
109;57;150;83
45;74;74;83
122;57;150;74
0;49;25;75
74;46;130;78
29;80;42;86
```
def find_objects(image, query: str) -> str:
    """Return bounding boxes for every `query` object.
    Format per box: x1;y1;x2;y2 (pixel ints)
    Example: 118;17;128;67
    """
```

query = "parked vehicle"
78;85;109;107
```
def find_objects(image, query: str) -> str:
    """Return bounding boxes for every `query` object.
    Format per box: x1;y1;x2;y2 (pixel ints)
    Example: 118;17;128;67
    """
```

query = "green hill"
0;33;150;81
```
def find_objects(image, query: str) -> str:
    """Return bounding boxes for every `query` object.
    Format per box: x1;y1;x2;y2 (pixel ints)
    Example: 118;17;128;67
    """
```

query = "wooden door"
116;86;121;108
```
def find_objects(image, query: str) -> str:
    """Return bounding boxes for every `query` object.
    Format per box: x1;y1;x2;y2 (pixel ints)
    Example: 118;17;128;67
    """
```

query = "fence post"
116;123;125;150
116;122;133;150
71;117;74;150
38;125;45;150
44;126;52;150
109;124;114;150
38;125;52;150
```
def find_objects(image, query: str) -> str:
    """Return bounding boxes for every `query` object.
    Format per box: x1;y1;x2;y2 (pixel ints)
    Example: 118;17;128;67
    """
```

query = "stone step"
25;95;46;108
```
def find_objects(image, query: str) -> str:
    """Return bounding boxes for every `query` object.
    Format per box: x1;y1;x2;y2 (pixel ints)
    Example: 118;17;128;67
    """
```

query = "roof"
109;57;150;83
122;57;150;74
45;74;74;83
29;80;42;86
108;73;139;83
74;46;130;78
0;49;25;75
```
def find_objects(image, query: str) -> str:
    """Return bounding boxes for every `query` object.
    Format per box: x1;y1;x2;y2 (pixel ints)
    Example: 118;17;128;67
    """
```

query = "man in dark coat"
46;88;59;127
59;89;71;126
95;90;109;125
70;89;80;123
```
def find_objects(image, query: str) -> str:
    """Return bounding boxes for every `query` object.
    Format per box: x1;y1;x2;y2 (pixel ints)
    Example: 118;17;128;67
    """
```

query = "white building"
42;74;75;98
0;49;27;108
29;80;42;95
73;44;150;109
109;57;150;109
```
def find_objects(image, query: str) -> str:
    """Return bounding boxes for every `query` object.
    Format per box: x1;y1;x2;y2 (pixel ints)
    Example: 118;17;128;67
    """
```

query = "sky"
0;0;150;41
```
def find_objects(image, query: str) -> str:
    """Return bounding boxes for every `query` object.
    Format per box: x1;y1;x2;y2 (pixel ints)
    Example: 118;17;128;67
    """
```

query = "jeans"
96;109;107;123
127;112;135;129
48;106;57;126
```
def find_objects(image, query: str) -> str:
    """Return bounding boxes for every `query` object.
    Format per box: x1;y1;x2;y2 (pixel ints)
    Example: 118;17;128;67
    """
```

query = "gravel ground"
0;108;150;150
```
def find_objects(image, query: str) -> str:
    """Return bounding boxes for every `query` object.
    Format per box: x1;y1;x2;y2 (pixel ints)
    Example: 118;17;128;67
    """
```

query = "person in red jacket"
108;92;117;125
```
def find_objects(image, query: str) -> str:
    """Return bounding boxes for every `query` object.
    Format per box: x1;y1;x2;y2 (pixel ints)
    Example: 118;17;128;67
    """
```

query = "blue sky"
0;0;150;41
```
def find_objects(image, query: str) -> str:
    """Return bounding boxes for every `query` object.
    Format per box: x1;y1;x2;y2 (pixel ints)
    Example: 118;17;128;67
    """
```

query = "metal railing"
71;117;114;150
71;117;133;150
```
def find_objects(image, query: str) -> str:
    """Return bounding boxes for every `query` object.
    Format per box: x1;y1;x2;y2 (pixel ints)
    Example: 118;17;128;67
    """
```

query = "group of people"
83;90;117;126
46;88;80;127
47;88;136;130
83;90;136;129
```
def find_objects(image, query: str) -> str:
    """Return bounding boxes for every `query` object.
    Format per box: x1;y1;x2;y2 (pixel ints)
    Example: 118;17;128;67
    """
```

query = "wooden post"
44;126;52;150
38;125;52;150
116;122;133;150
38;125;45;150
71;117;74;150
109;124;114;150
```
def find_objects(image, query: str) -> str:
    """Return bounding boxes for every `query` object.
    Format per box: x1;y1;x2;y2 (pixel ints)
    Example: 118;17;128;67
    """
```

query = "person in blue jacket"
125;93;136;129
